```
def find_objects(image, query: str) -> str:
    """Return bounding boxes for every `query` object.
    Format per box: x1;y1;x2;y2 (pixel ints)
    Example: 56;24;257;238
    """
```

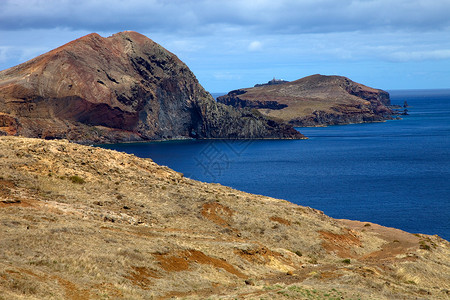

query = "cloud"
0;28;91;69
212;71;242;81
388;49;450;62
248;41;263;52
1;0;450;35
1;0;450;90
0;46;10;63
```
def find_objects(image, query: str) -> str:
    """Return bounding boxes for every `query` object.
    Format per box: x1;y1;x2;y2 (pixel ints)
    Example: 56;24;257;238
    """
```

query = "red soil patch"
0;179;15;198
269;216;291;226
124;266;160;289
0;179;14;188
3;268;89;300
201;202;234;228
338;219;420;261
154;249;246;278
320;270;343;280
154;253;190;272
236;245;282;264
187;250;246;278
362;242;418;262
0;198;36;208
319;230;361;258
0;179;36;208
0;113;18;135
55;276;90;300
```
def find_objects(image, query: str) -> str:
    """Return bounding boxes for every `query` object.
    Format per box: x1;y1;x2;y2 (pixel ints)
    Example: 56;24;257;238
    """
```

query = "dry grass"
0;136;449;299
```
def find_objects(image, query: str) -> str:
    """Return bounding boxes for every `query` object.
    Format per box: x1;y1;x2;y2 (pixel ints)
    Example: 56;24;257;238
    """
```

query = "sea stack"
0;31;304;143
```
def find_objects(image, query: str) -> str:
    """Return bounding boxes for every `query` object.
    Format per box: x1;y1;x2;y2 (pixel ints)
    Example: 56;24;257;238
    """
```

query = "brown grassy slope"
0;136;449;299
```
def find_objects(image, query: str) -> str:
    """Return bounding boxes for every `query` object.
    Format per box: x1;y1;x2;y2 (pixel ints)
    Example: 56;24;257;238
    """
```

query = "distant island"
218;74;396;127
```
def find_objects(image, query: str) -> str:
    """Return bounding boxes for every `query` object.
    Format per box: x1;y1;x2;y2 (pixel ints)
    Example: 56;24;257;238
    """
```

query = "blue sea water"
100;90;450;240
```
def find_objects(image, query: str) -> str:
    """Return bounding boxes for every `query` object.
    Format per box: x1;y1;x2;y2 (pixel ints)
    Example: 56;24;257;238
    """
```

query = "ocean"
99;89;450;240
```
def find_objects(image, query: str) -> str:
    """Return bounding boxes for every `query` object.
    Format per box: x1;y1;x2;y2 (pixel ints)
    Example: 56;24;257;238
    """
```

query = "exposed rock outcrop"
218;74;395;127
0;31;303;143
218;91;288;110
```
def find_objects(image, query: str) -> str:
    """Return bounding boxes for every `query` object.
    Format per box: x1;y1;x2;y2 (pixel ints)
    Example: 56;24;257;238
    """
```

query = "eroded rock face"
218;74;395;127
0;31;303;143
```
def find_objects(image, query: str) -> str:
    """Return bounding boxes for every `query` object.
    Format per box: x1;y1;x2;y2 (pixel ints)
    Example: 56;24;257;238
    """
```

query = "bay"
100;89;450;240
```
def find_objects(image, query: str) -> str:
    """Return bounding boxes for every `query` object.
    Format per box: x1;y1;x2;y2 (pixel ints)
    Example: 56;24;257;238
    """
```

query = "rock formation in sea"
218;74;394;127
0;31;303;143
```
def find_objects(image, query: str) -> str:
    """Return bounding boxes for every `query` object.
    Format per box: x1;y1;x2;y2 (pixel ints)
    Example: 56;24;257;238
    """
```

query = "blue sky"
1;0;450;92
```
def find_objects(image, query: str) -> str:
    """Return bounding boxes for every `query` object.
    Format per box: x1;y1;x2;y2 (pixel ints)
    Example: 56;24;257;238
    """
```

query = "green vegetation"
419;241;431;251
342;258;351;264
68;175;85;184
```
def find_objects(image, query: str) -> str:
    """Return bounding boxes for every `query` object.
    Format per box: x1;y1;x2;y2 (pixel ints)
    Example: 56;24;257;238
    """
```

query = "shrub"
419;243;431;251
69;175;85;184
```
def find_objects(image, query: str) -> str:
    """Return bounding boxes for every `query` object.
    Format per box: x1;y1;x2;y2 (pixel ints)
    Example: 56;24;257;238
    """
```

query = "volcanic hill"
0;31;302;143
0;136;449;299
217;74;395;127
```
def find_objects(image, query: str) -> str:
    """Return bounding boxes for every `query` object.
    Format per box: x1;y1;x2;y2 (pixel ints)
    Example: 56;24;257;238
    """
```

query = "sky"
1;0;450;93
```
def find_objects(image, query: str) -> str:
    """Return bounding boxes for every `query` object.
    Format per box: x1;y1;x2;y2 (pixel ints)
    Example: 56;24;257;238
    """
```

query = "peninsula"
218;74;395;127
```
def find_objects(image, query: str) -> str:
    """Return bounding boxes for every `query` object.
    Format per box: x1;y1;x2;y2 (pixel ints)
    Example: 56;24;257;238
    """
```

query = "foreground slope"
1;136;449;299
218;74;395;126
0;32;302;143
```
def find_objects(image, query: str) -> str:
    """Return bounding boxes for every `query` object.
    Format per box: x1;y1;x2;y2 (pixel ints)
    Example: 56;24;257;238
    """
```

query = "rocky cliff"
0;32;303;143
218;74;395;127
1;136;449;299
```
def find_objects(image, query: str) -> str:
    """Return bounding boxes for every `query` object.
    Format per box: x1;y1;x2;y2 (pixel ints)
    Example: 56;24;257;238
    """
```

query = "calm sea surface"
99;90;450;240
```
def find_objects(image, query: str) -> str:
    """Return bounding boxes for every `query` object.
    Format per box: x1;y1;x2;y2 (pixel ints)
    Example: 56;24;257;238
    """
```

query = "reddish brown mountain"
0;31;303;143
218;74;395;127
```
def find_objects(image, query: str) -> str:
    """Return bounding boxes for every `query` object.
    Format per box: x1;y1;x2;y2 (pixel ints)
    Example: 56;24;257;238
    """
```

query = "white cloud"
388;49;450;62
1;0;450;90
0;46;10;63
248;41;263;52
212;72;242;80
1;0;450;35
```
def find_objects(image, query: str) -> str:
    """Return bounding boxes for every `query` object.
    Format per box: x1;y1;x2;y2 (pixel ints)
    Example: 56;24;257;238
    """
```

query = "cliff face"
217;74;394;127
0;32;303;143
1;136;449;299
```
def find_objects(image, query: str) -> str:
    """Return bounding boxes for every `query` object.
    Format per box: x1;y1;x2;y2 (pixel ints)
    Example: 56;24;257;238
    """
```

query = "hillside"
1;136;449;299
218;75;395;127
0;32;303;144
